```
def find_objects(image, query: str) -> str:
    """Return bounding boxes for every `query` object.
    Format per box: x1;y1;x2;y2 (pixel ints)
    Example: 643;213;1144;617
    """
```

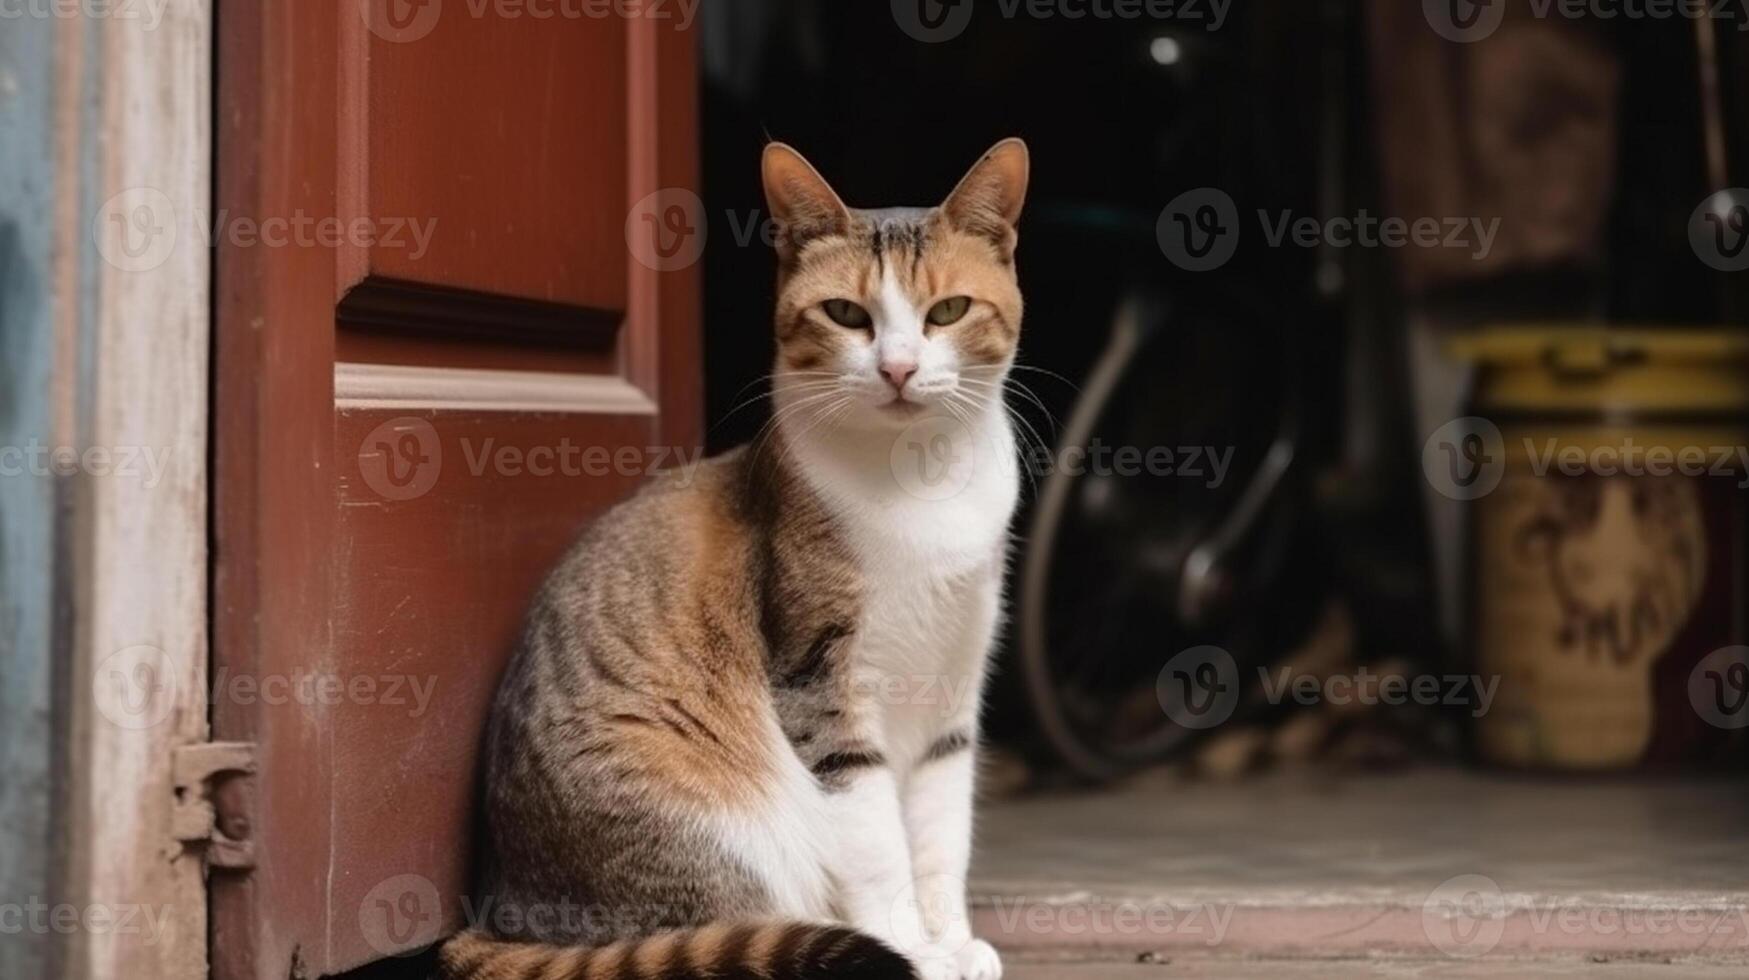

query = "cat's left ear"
763;142;852;262
941;138;1030;255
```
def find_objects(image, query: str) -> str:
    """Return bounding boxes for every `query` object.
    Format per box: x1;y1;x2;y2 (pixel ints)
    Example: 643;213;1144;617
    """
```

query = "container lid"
1449;326;1749;417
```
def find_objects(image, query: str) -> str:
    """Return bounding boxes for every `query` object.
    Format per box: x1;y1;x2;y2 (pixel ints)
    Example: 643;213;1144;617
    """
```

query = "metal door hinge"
172;741;257;870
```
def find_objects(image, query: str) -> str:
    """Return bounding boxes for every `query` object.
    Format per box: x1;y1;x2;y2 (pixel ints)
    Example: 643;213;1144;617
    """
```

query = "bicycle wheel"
1017;287;1306;781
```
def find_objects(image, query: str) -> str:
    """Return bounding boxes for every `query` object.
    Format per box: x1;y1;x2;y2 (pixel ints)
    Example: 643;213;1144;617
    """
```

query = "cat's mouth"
880;396;927;416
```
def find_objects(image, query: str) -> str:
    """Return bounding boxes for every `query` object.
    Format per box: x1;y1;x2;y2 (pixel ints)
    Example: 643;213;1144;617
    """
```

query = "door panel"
359;7;630;311
328;410;653;964
213;3;700;977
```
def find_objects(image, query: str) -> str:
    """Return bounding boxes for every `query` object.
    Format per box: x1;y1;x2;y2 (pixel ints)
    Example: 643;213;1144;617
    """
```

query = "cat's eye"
821;299;872;329
926;296;972;326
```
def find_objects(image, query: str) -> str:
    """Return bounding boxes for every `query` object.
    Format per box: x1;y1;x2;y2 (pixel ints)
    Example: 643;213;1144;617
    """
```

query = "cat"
439;138;1029;980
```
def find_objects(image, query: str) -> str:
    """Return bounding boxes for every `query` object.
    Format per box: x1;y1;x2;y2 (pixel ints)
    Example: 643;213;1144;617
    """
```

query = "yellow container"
1453;328;1749;769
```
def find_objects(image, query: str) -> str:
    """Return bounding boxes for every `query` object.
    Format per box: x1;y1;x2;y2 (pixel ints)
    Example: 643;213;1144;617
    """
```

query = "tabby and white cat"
440;139;1030;980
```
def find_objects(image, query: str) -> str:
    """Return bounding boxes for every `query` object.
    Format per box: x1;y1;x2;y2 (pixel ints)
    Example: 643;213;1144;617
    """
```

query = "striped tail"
438;922;919;980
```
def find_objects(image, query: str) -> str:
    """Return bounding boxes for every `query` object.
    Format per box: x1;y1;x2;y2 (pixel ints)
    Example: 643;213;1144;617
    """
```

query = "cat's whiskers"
958;369;1058;433
725;369;839;405
756;388;845;446
946;384;1044;499
772;395;854;475
958;370;1062;492
748;387;849;471
962;382;1050;461
718;380;841;429
1007;362;1080;390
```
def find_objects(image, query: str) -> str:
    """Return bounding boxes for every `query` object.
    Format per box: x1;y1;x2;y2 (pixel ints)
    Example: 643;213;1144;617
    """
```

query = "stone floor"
971;767;1749;970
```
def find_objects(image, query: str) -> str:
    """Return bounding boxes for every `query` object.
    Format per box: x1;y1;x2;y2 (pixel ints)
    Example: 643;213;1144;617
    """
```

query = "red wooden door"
211;3;700;977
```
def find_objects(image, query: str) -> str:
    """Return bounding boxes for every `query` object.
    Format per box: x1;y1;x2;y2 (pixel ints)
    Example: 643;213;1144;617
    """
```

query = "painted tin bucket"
1451;328;1749;769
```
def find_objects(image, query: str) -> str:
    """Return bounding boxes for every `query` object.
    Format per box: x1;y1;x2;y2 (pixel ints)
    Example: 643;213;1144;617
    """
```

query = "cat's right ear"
762;143;851;261
941;138;1029;255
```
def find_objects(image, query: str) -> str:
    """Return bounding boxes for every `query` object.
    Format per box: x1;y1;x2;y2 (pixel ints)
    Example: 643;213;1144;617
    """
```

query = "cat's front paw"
913;957;963;980
908;938;1002;980
955;939;1003;980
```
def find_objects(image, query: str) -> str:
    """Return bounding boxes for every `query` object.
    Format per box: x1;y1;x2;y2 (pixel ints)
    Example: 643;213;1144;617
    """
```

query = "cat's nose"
881;360;918;391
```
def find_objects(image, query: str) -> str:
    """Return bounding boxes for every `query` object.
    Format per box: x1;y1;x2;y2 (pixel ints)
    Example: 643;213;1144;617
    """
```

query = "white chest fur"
788;406;1019;766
